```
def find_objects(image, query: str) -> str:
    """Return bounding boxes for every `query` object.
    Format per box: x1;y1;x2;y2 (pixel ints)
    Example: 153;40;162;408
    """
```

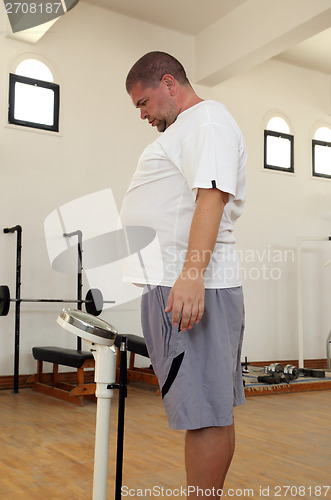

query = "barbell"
0;285;114;317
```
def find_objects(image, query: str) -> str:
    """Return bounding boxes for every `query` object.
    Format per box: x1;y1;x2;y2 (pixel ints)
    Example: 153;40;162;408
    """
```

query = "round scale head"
57;308;117;346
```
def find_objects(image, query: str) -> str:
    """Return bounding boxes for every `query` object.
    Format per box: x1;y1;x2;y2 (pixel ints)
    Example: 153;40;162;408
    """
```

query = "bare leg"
185;423;235;499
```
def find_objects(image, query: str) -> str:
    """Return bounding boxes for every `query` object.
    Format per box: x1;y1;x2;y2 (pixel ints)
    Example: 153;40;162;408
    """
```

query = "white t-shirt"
120;100;247;288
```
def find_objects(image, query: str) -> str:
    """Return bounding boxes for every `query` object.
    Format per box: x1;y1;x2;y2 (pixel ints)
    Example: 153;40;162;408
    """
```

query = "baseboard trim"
0;358;328;392
0;370;95;391
249;358;327;369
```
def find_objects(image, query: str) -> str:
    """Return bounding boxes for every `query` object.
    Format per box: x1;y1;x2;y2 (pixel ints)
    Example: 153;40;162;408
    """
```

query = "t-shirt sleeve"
181;122;239;199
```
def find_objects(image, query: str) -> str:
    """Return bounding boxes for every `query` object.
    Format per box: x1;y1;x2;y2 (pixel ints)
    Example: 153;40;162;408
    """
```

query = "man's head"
126;51;193;133
125;51;190;94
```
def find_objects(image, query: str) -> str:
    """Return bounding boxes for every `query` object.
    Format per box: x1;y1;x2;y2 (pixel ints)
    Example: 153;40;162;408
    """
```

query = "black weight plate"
85;288;103;316
0;285;10;316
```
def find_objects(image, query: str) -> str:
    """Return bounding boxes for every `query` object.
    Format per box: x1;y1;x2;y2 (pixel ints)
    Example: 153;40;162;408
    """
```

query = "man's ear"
161;74;177;96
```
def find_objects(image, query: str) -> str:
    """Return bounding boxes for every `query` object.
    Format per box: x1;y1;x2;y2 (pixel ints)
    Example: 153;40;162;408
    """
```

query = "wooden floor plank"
0;384;330;499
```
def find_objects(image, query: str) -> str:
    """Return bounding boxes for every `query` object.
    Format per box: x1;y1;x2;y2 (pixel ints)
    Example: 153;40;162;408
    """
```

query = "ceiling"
82;0;247;36
82;0;331;76
274;28;331;75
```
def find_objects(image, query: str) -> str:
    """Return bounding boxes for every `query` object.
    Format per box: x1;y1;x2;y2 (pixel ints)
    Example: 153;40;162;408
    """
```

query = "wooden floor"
0;384;330;499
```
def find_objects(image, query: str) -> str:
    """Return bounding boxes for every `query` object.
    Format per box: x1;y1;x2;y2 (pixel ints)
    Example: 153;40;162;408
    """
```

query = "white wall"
0;2;330;377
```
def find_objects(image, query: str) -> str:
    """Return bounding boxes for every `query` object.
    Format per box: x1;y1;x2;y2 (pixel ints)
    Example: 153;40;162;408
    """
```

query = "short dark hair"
126;51;190;93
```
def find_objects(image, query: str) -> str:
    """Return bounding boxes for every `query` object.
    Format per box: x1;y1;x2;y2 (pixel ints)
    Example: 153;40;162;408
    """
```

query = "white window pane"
314;145;331;176
267;117;290;134
16;59;53;82
14;82;54;126
314;127;331;142
266;135;291;169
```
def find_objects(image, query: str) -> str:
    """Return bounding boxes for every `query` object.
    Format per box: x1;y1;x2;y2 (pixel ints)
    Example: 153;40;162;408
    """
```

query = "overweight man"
120;51;247;499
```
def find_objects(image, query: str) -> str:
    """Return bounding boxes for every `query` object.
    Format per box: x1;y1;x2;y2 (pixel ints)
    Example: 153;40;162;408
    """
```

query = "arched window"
312;127;331;179
16;59;54;81
8;58;59;132
264;116;294;173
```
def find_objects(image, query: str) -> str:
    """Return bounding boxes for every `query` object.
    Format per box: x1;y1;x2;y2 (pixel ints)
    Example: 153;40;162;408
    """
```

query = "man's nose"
140;108;148;120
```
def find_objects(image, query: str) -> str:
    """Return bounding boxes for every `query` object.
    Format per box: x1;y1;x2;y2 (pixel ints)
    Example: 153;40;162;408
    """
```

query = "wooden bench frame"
30;347;96;406
30;335;158;406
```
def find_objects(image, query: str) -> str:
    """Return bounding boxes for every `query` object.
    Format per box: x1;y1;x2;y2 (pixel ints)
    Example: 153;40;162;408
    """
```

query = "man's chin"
156;121;167;133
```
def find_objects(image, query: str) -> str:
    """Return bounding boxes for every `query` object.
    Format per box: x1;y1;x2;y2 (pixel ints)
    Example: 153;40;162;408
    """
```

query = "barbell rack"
2;225;114;393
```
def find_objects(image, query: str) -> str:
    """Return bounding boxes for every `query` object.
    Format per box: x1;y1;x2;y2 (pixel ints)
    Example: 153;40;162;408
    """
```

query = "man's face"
129;80;178;133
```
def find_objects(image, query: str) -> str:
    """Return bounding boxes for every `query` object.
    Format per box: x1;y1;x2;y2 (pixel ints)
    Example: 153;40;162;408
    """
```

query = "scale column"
91;344;117;500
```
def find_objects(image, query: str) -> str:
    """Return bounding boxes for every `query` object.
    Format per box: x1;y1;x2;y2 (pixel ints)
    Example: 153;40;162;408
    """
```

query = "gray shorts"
141;286;245;430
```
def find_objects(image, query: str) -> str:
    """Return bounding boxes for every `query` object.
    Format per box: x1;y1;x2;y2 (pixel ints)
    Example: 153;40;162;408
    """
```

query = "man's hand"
165;273;205;331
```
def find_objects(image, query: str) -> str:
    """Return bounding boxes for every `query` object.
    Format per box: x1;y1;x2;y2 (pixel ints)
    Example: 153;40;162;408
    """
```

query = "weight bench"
30;346;95;406
114;334;158;386
30;335;158;406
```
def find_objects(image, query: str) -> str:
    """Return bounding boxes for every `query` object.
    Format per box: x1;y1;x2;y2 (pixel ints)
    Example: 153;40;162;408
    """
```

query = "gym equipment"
283;364;300;380
57;309;127;500
258;373;284;385
241;356;250;374
263;363;284;374
3;225;115;393
4;225;82;393
30;334;154;405
260;363;300;384
296;235;331;367
299;367;325;378
0;284;109;317
4;225;22;393
263;362;300;379
31;346;95;405
258;363;325;384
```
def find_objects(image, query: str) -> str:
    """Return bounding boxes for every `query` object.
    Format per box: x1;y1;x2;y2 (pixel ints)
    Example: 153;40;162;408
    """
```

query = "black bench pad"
115;334;149;358
32;346;94;368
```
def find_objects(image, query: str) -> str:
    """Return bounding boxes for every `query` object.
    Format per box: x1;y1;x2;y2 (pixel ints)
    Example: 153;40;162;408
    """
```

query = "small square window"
8;73;59;132
264;130;294;173
312;140;331;179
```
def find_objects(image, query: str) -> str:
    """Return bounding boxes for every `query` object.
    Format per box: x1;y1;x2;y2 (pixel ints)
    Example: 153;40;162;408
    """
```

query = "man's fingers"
182;299;204;330
195;300;204;324
164;290;174;313
167;298;205;330
171;299;183;327
165;291;182;327
179;304;191;331
180;300;201;331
